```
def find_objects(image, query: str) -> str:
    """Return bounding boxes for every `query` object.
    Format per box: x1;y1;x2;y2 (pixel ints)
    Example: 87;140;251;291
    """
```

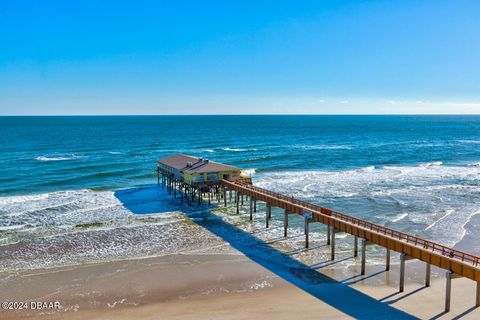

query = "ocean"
1;115;480;273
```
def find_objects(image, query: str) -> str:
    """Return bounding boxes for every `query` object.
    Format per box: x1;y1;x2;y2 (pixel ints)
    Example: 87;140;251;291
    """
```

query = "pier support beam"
361;239;373;276
399;254;431;292
224;187;227;207
444;271;466;312
254;198;257;212
399;253;414;292
331;227;337;260
305;216;310;248
266;204;271;228
476;282;480;308
424;262;432;288
249;196;253;221
327;225;331;245
445;271;455;312
236;192;240;213
386;249;391;271
354;236;358;257
283;209;288;237
399;253;406;292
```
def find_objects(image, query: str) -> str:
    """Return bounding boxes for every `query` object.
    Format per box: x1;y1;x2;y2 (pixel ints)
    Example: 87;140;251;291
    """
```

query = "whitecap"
457;140;480;144
467;162;480;167
356;166;375;172
0;225;25;231
222;147;257;152
391;213;408;222
35;154;80;161
418;161;443;167
296;145;352;150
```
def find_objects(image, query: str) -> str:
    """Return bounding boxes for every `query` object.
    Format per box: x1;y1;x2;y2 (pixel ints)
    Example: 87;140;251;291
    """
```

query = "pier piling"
236;192;240;213
386;248;391;271
224;187;227;207
249;196;253;220
266;204;271;228
354;236;358;257
305;216;310;248
327;225;331;245
361;239;373;276
331;227;337;260
426;263;431;287
399;253;414;292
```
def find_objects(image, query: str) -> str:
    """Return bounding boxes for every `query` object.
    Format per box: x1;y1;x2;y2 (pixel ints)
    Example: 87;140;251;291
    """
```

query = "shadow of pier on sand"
115;185;418;320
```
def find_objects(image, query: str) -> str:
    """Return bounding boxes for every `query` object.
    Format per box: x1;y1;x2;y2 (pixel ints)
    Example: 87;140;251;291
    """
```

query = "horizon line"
1;113;480;117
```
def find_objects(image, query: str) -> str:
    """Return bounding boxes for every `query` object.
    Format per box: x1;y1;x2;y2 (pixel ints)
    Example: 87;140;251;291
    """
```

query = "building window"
207;173;219;181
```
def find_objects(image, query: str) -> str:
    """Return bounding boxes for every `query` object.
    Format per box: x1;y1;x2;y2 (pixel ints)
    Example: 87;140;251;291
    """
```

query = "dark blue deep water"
2;115;480;195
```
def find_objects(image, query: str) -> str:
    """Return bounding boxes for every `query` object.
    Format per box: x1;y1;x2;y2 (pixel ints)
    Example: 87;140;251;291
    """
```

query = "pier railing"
223;180;480;268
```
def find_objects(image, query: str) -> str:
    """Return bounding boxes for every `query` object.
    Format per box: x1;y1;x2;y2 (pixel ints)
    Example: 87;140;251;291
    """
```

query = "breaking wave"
222;147;258;152
294;145;353;150
255;163;480;248
35;154;81;161
418;161;443;167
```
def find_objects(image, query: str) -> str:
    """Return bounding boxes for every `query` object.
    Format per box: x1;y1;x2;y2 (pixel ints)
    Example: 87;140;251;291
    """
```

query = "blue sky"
1;0;480;115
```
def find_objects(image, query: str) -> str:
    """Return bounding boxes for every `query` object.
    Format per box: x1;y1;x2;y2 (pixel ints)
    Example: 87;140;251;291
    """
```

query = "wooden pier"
220;179;480;313
155;154;480;312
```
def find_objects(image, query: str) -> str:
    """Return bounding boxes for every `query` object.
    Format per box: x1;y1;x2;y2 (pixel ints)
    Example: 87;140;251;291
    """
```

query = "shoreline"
1;253;479;319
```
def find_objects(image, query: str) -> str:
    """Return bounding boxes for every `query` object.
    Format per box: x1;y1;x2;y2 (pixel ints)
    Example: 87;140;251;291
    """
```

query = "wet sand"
1;253;479;320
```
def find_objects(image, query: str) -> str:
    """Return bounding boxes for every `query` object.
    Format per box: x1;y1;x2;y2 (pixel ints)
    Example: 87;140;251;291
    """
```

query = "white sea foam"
391;213;408;222
0;187;241;271
295;145;353;150
35;154;81;161
467;162;480;167
424;209;454;231
222;147;257;152
0;225;25;231
3;162;480;272
418;161;443;167
357;166;375;172
255;163;480;248
203;149;215;153
457;140;480;144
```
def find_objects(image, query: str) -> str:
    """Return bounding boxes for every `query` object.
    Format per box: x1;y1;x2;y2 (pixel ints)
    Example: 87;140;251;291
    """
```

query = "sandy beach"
1;251;479;320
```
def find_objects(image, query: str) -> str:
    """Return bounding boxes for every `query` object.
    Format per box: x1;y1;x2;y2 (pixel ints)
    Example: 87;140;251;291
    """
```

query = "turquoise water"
1;115;480;271
2;115;480;194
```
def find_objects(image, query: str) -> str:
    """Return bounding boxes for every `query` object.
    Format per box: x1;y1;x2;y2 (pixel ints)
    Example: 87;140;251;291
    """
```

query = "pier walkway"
220;179;480;312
